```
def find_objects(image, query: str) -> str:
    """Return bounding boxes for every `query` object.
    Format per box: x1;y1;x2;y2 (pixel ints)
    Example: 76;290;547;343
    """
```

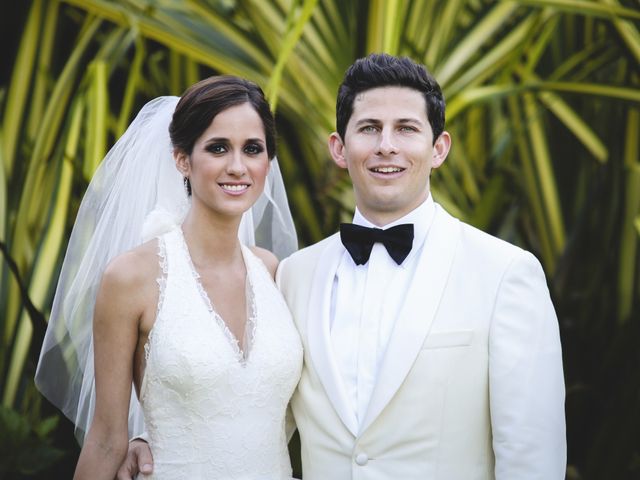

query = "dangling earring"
184;177;191;196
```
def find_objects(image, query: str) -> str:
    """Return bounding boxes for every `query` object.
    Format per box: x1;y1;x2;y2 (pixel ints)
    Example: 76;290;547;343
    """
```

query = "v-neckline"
177;228;257;365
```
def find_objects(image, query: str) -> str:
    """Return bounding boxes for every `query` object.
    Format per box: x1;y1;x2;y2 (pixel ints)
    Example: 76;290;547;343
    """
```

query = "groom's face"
329;86;450;226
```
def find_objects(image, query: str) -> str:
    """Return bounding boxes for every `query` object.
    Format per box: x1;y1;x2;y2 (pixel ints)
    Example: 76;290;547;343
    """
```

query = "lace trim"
140;236;168;400
145;236;169;358
177;229;257;365
243;245;277;348
244;251;258;359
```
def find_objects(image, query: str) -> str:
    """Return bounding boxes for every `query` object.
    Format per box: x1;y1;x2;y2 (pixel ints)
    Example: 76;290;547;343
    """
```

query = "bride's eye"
244;143;265;155
207;143;227;154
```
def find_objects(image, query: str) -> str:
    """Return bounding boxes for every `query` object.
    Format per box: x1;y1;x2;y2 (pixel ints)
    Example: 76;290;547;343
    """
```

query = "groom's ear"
174;149;191;176
431;131;451;170
328;132;348;169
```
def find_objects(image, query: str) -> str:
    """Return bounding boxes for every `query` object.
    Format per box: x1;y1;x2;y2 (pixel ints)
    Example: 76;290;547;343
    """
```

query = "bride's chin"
200;202;256;220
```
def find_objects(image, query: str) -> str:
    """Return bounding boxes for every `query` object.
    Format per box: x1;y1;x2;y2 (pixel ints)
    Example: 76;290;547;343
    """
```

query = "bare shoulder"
100;240;160;295
92;240;162;339
249;246;279;279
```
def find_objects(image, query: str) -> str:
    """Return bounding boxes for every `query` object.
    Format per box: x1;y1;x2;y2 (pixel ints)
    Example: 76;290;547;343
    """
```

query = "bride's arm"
74;253;147;480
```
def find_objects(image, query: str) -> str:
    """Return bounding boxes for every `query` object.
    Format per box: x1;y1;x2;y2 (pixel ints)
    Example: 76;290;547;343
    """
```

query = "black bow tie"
340;223;414;266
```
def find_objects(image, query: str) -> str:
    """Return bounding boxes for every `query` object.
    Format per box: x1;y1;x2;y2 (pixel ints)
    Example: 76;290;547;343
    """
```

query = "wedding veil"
35;96;297;443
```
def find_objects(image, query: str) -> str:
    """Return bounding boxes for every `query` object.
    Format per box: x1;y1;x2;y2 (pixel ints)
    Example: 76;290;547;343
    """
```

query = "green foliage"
1;0;639;478
0;405;64;478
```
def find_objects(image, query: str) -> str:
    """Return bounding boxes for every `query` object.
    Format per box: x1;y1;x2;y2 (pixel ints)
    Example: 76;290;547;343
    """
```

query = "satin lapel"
307;234;359;436
360;206;461;433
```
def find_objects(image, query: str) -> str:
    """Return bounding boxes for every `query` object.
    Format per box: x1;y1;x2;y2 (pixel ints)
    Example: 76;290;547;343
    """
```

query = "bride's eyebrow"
203;137;265;145
204;137;229;144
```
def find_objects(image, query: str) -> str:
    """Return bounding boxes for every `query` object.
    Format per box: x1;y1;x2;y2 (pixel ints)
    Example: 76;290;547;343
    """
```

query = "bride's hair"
169;76;276;160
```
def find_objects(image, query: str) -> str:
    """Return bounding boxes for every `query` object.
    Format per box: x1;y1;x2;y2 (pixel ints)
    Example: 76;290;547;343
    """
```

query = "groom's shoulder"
277;233;339;289
436;202;534;269
435;203;518;250
285;232;340;265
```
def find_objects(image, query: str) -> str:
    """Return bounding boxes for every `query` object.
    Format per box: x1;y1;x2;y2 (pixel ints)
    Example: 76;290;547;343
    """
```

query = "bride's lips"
219;182;251;195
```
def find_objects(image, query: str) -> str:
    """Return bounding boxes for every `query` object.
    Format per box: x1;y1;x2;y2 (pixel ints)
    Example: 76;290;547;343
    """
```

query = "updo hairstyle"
169;75;276;159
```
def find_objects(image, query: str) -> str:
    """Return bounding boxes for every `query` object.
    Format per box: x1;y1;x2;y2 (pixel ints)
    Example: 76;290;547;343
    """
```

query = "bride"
36;76;302;479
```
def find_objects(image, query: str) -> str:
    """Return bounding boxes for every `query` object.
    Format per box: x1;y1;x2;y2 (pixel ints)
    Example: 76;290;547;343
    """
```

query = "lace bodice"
139;228;302;479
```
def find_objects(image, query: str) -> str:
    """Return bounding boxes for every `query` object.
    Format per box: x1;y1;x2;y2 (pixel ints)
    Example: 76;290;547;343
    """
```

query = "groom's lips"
369;165;406;178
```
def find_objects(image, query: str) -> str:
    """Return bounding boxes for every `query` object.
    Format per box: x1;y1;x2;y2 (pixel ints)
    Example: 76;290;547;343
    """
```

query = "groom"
119;53;566;479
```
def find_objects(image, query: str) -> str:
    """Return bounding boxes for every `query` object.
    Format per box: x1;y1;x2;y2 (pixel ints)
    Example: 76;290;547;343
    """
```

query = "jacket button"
355;453;368;466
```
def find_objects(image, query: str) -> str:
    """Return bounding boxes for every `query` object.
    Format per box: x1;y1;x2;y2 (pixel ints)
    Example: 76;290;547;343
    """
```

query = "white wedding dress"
138;228;303;479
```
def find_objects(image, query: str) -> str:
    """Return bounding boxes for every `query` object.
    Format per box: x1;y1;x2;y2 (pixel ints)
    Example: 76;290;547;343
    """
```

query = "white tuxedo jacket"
277;203;566;480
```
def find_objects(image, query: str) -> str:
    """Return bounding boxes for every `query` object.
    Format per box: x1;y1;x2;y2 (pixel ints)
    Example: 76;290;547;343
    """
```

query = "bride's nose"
226;151;247;176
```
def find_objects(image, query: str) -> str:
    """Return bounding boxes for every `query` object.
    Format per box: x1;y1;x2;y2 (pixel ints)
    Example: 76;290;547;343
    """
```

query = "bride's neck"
180;206;243;267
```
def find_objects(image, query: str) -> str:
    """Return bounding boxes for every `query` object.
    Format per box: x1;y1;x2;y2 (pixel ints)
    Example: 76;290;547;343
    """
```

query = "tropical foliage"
1;0;639;478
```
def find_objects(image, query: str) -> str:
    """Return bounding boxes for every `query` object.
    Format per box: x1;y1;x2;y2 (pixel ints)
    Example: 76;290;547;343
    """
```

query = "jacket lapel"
307;234;359;436
360;206;461;433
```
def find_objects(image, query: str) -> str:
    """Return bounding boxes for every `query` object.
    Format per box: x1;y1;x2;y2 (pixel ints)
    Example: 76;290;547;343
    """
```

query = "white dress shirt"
330;196;436;426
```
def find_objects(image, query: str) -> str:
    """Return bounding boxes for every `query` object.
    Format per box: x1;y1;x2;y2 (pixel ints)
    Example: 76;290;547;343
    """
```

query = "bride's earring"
184;177;191;196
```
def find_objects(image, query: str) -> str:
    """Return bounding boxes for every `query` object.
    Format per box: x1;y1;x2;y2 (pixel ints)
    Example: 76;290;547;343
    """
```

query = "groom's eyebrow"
354;118;381;127
397;117;423;124
353;117;424;127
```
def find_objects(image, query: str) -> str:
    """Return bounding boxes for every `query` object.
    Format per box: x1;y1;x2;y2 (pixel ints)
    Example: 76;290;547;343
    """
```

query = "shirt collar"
351;195;435;264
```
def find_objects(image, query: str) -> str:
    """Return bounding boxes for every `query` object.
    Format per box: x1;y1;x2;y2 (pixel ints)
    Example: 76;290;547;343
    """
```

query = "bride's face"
176;102;270;218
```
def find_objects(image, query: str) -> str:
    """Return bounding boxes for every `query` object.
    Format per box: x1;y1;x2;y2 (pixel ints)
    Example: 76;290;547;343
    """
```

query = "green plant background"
1;1;639;478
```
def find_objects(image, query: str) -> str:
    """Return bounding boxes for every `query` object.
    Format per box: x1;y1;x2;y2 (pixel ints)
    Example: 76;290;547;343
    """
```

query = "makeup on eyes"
203;139;265;155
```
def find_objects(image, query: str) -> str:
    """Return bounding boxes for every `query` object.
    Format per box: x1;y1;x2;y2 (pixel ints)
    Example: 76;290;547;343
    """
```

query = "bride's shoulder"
101;239;161;292
249;246;278;279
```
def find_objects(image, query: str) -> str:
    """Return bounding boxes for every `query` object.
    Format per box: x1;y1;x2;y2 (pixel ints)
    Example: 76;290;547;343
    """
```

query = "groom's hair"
170;75;276;160
335;53;445;145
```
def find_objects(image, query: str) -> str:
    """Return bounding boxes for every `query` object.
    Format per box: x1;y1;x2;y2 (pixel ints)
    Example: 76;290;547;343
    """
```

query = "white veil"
35;96;297;443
